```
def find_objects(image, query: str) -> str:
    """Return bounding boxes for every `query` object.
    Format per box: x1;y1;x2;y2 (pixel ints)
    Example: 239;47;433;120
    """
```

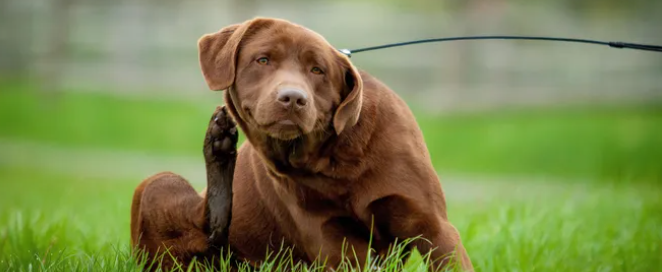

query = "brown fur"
131;17;473;271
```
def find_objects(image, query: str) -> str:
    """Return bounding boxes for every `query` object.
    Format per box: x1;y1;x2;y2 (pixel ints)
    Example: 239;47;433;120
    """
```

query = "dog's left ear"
333;54;364;135
198;18;274;91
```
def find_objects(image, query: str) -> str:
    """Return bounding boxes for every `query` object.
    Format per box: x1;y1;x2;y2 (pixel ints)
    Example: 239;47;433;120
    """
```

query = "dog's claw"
206;106;238;163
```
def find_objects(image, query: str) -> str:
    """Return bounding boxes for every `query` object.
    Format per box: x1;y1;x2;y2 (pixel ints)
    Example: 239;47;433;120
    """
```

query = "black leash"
338;36;662;57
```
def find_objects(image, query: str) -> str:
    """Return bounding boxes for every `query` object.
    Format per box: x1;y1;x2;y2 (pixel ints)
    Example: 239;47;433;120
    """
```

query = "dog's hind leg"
130;106;238;270
130;172;209;269
202;106;238;252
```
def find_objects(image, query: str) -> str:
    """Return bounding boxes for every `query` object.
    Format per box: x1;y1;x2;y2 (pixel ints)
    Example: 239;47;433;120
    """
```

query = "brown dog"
131;17;473;271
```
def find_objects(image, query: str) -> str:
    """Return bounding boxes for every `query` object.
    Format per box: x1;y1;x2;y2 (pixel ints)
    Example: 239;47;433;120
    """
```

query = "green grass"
1;166;660;271
1;84;661;182
0;85;224;156
417;107;662;182
0;166;135;271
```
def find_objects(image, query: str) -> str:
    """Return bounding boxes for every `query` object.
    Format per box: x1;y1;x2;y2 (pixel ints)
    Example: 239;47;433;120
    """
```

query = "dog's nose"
277;88;308;108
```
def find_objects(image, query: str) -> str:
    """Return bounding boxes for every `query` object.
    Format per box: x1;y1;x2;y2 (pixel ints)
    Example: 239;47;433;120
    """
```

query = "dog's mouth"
239;105;304;140
260;119;305;140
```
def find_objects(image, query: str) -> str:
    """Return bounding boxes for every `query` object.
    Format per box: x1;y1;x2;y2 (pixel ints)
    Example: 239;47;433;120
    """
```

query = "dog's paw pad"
207;106;238;161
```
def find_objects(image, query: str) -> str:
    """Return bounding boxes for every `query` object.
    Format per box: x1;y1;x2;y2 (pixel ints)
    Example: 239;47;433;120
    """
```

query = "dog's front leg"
202;106;238;250
368;195;474;271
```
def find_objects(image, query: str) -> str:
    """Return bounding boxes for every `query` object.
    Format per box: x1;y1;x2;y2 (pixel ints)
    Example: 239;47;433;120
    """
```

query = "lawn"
1;166;660;271
1;84;661;271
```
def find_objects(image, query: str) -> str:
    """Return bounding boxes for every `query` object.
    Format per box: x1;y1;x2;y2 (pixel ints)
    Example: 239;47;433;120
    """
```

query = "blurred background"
1;1;661;270
2;0;662;106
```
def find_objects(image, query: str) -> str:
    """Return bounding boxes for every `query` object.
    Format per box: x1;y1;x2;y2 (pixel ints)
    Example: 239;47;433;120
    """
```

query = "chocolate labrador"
130;17;473;271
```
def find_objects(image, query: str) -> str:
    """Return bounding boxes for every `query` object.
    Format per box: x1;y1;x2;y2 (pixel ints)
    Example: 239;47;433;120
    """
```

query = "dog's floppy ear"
198;18;273;91
333;54;364;135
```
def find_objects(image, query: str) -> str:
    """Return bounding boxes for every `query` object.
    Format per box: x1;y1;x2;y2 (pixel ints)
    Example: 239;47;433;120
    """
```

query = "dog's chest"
271;173;356;216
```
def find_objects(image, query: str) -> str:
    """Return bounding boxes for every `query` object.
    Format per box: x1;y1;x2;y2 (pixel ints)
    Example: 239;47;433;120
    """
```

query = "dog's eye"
311;67;324;75
256;57;269;65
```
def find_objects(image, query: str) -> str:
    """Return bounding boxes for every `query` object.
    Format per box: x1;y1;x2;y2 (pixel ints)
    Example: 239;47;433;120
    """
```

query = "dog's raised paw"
205;106;238;163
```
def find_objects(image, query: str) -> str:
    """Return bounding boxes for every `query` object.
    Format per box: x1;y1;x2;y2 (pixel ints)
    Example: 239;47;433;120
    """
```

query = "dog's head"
198;18;363;141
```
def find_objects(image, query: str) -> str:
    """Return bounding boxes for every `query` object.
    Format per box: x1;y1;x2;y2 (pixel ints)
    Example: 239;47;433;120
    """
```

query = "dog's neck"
263;130;336;173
